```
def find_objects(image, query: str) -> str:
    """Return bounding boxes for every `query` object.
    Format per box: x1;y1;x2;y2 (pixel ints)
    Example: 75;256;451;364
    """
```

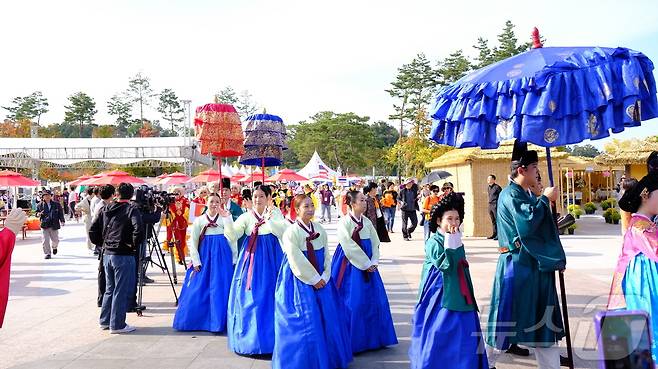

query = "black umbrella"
420;170;452;185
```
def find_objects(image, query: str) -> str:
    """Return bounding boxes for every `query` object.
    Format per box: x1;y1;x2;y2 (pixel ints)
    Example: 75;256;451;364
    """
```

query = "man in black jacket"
36;190;65;259
487;174;503;240
399;179;419;241
89;183;144;334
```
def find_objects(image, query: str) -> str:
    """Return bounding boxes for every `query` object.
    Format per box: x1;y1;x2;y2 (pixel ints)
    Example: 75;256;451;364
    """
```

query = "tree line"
4;20;570;177
0;73;258;139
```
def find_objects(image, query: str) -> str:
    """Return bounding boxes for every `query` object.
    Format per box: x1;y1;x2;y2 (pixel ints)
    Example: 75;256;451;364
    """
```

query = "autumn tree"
0;119;31;137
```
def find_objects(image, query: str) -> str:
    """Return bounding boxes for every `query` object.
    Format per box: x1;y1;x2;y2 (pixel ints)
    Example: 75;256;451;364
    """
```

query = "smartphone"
594;310;654;369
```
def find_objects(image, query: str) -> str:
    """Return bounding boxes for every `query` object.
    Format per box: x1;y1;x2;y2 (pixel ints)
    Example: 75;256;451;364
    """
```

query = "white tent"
297;151;338;179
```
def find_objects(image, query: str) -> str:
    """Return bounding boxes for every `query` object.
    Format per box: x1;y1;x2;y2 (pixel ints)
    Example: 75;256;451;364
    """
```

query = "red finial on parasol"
532;27;543;49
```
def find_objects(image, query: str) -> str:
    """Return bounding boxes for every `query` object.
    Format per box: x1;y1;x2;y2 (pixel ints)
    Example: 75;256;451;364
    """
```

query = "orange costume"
164;196;190;263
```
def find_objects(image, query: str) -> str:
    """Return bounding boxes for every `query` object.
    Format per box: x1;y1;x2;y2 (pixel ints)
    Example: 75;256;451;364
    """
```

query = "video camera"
135;185;176;211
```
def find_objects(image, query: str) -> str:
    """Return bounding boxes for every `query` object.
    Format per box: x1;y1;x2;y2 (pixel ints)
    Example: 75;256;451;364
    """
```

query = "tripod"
136;216;179;316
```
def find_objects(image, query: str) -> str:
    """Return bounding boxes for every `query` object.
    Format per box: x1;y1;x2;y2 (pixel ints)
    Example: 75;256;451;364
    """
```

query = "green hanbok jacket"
485;181;566;348
419;231;478;312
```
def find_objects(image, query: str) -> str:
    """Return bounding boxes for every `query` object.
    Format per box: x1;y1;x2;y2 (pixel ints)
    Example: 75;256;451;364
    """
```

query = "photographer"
93;184;116;307
37;190;65;260
89;183;144;334
130;186;163;310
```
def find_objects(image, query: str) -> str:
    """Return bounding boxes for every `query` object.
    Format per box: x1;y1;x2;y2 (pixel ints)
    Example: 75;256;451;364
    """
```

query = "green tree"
437;49;472;86
157;88;185;133
64;92;97;137
566;144;601;158
473;37;495;69
2;91;49;124
107;94;133;136
92;125;116;138
371;121;399;148
287;112;379;173
491;20;530;62
387;53;439;139
237;90;259;120
215;86;238;105
126;72;154;124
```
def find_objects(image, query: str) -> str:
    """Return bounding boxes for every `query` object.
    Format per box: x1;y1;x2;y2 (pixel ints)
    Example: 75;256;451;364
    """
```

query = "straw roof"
558;156;624;171
426;140;569;169
595;139;658;166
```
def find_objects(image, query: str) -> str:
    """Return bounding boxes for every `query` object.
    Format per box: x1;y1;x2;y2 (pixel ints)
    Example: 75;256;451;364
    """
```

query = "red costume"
164;196;190;263
0;228;16;328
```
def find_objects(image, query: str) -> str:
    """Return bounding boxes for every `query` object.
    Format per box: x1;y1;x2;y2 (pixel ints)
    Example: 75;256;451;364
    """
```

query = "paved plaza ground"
0;212;622;368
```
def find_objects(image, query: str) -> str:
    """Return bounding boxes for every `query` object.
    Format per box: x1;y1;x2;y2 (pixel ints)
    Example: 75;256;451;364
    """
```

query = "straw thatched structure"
425;140;569;237
596;139;658;179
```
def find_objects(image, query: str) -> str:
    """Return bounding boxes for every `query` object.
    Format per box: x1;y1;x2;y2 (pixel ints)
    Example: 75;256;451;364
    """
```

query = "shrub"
584;202;597;214
601;200;611;210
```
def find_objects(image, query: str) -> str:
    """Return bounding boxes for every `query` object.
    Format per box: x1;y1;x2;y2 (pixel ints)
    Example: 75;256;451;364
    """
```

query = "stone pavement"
0;214;621;368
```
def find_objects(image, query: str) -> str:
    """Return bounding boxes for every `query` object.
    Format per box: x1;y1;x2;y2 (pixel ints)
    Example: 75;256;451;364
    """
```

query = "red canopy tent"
0;171;40;187
187;169;230;184
242;171;271;183
267;169;308;183
83;170;146;185
66;175;91;187
156;172;191;186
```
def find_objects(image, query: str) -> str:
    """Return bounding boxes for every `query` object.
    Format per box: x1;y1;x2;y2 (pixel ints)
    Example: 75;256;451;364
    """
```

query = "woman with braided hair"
409;192;489;369
273;194;352;369
172;193;236;333
331;190;397;354
225;185;287;355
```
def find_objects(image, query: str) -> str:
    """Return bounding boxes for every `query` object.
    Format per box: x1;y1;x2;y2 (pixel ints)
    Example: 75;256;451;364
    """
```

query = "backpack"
381;193;395;207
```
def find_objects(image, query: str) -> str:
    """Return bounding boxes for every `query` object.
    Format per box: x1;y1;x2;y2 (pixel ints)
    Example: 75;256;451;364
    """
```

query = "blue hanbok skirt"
622;253;658;362
272;248;352;369
228;233;284;354
330;239;398;353
173;234;234;333
409;265;489;369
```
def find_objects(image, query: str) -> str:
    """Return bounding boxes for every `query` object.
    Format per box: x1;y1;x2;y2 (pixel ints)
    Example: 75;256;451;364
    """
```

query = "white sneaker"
100;324;109;330
110;324;136;334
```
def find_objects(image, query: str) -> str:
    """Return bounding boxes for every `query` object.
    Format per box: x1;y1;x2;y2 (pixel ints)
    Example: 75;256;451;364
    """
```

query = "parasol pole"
536;23;574;367
262;157;266;183
218;157;223;192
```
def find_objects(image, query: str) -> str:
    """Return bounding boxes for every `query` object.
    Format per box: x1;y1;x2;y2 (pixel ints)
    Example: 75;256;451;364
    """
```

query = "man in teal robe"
485;141;566;369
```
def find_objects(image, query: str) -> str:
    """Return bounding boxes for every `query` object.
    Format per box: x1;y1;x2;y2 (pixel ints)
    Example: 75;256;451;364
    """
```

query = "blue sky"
1;0;657;149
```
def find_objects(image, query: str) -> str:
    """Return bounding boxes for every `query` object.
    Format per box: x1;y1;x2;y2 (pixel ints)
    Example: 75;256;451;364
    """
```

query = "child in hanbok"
331;190;397;353
173;193;236;333
225;185;286;355
273;194;352;369
409;192;488;369
609;172;658;361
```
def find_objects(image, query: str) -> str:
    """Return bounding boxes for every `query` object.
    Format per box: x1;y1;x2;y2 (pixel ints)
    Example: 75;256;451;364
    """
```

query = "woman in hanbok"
331;190;397;354
225;185;286;355
608;172;658;361
410;192;489;369
173;193;236;333
273;194;352;369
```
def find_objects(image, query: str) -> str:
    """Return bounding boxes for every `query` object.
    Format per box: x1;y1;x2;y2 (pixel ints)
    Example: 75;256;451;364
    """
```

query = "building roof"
426;140;569;169
595;139;658;166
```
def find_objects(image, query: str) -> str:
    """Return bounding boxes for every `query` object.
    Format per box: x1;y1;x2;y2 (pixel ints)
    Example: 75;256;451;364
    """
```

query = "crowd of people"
2;149;658;369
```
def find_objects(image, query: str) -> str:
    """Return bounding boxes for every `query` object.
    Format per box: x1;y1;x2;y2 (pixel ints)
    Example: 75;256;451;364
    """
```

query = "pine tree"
437;49;472;86
473;37;495;69
64;92;97;137
491;20;529;62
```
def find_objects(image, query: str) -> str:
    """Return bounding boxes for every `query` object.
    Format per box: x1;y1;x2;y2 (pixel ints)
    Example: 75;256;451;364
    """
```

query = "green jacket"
420;232;478;312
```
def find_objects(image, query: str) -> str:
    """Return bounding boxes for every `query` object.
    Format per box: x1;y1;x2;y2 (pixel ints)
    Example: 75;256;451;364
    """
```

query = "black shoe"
143;276;155;284
52;248;58;255
493;236;498;240
560;355;571;367
505;344;530;357
487;235;495;239
44;254;51;259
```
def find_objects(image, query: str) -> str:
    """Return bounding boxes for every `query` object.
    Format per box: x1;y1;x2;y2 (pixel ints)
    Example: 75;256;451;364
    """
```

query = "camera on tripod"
135;185;176;210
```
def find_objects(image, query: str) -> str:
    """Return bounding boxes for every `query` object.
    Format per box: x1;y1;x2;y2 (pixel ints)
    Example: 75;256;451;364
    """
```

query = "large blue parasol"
430;32;658;150
428;29;658;369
